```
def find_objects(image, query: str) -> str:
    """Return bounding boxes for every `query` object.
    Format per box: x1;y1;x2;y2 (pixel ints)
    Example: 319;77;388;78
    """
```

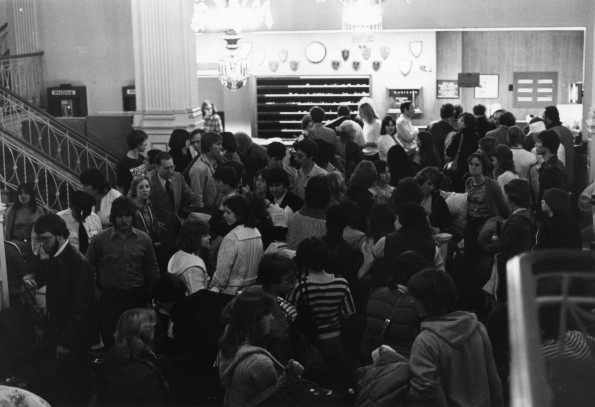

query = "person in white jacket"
167;218;211;294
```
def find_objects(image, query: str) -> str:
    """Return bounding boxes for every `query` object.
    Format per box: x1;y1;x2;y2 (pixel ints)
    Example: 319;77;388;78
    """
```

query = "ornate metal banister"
0;129;81;211
0;86;118;186
0;51;44;106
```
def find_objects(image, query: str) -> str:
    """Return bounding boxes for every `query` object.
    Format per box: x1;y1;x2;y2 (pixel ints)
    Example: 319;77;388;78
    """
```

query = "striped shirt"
289;276;355;339
276;297;298;323
542;330;595;361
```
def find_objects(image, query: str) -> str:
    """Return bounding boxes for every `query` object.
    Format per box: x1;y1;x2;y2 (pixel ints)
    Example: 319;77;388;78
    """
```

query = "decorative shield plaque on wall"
279;49;288;63
290;60;299;71
269;60;279;72
400;59;412;76
352;61;360;71
361;46;371;61
372;61;381;71
409;41;423;58
342;49;350;61
380;46;390;60
331;60;341;71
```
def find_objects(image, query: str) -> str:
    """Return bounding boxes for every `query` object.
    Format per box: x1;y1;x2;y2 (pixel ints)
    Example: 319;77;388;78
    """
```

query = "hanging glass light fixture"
191;0;273;91
341;0;382;48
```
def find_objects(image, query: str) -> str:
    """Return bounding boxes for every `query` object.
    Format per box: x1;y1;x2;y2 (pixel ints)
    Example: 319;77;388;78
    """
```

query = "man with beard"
86;196;159;349
33;213;95;405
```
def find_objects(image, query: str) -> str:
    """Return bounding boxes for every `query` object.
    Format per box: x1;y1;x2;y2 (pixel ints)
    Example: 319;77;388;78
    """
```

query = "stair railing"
0;51;44;107
0;86;118;185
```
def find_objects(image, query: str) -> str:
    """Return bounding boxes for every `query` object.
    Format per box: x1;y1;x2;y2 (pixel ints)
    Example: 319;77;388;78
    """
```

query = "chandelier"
191;0;273;91
341;0;382;48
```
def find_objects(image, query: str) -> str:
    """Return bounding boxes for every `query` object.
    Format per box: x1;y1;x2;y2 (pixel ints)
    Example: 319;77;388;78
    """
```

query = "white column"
131;0;201;147
11;0;39;54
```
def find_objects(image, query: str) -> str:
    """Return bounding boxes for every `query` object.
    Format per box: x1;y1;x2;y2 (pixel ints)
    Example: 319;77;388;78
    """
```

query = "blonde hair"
112;308;156;360
127;175;152;209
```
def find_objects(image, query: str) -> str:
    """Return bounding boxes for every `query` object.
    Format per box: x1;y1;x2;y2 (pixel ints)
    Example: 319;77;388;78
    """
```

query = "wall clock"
305;42;326;64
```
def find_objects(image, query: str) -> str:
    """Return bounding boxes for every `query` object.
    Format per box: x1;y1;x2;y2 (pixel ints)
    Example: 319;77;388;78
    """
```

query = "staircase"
0;85;118;212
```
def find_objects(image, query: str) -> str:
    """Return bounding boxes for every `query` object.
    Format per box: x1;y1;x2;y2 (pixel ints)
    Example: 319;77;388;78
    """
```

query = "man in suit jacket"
427;103;455;165
486;111;516;146
150;151;200;272
34;213;96;405
473;104;497;138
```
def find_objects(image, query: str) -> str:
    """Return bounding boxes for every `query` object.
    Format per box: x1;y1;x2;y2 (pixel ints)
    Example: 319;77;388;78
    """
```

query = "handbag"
293;279;319;343
443;132;464;175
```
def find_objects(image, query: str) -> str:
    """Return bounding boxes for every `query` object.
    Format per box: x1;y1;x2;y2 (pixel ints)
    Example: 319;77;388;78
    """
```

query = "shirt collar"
110;226;137;240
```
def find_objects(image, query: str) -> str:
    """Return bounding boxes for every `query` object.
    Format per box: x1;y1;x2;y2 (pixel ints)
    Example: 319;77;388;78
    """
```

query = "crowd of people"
1;98;594;406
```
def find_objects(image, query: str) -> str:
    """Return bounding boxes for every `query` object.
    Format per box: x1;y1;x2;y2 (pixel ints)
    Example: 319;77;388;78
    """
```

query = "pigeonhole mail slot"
47;84;88;117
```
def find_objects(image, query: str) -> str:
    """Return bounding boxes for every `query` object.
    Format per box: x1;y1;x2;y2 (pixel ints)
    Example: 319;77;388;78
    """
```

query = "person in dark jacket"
415;166;451;233
346;161;377;231
235;132;269;187
535;188;582;250
445;112;481;192
484;179;535;302
360;251;431;364
473;104;497;138
168;129;193;173
535;130;567;204
102;308;172;406
33;214;95;406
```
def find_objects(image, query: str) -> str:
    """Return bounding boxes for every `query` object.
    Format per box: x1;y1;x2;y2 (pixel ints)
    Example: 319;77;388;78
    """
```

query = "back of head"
257;253;297;290
440;103;455;120
478;136;497;155
537;130;560;154
499;112;516;127
472;104;486;116
234;132;252;153
70;190;96;213
266;141;286;160
460;112;477;131
543;188;572;218
387;250;433;289
168;129;190;150
213;166;241;188
305;175;331;209
507;126;525;146
220;288;276;357
220;161;245;185
504;179;531;208
113;308;157;359
301;114;314;130
395;202;428;230
313;139;334;165
543;105;561;125
295;237;328;274
492;144;515;173
337;104;351;118
415;166;444;190
350;160;377;189
80;168;109;193
359;102;378;123
177;218;209;253
309;106;325;123
221;132;238;153
407;268;457;317
391;178;423;210
453;105;463;119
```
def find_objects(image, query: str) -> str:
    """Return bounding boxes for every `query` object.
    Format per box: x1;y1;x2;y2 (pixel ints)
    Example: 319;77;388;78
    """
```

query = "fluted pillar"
12;0;39;53
131;0;201;145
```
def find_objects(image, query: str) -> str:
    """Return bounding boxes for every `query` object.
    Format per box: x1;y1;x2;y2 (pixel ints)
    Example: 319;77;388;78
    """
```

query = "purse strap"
453;132;464;162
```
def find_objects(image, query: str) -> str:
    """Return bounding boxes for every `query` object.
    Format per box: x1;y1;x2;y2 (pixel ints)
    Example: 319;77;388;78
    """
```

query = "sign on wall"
513;72;558;108
436;80;459;99
474;74;499;99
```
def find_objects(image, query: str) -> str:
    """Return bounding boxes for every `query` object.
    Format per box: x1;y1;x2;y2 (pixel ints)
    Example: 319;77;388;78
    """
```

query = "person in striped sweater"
290;237;355;387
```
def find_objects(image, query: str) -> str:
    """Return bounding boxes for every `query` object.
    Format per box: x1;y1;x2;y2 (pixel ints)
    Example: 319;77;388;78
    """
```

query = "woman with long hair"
4;182;45;267
102;308;172;405
243;191;275;251
414;131;441;170
491;144;519;193
445;112;481;192
358;101;381;148
218;288;304;407
167;218;211;293
386;144;416;188
346;161;377;231
416;167;451;233
128;175;160;243
168;128;192;173
369;160;394;204
535;188;582;249
202;100;223;133
210;195;264;294
377;116;397;161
